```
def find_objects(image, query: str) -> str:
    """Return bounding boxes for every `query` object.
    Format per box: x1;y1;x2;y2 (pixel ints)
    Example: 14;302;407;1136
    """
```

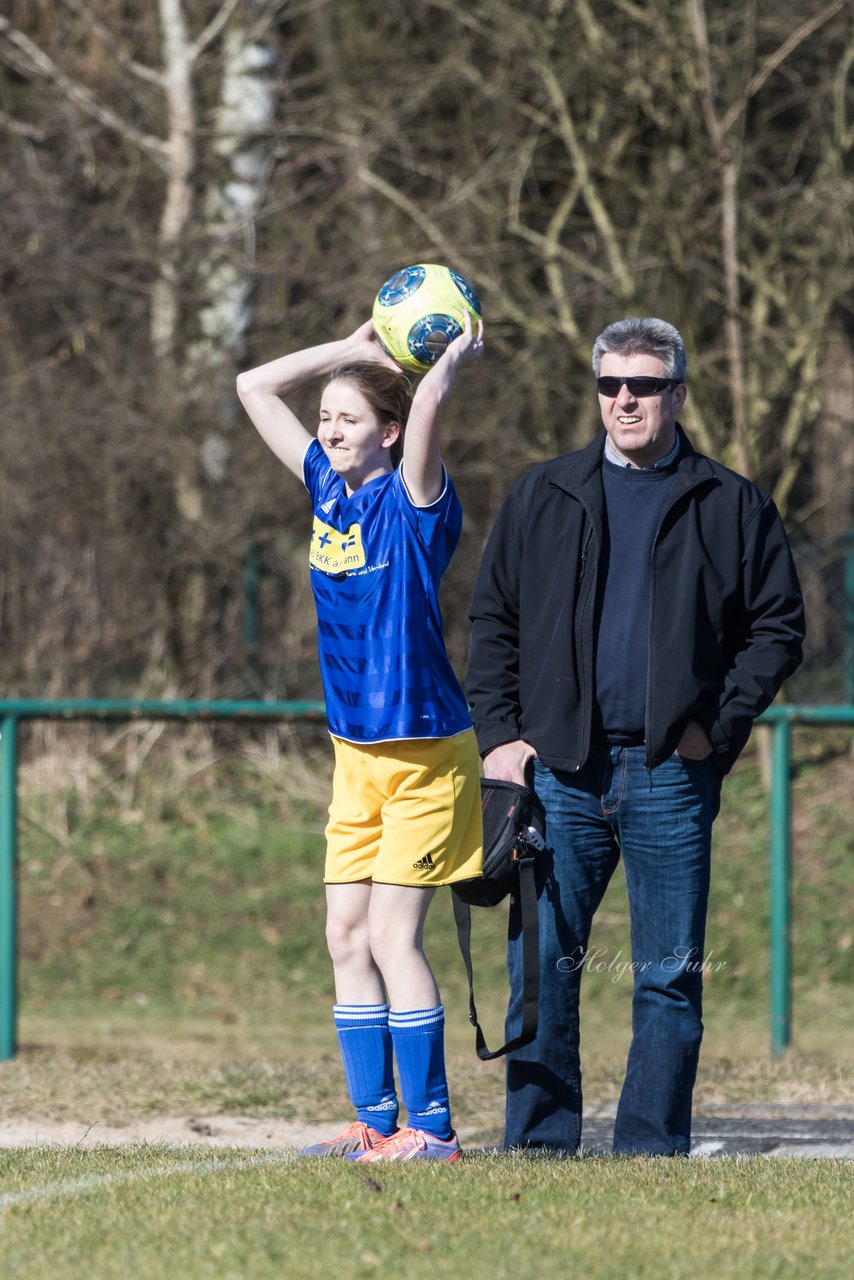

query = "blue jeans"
504;747;721;1156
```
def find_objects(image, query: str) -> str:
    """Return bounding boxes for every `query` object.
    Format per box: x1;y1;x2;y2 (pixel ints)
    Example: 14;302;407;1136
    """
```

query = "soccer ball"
372;263;483;373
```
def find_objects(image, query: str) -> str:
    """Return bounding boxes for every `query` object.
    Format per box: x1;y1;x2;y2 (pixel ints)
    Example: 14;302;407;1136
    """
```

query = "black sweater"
593;458;677;741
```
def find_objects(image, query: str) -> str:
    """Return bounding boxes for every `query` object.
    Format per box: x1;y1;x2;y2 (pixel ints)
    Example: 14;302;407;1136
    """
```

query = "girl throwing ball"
236;310;484;1162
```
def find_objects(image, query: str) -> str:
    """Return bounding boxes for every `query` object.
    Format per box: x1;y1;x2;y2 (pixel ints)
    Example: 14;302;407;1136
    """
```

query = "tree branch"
188;0;244;64
685;0;750;475
0;109;47;141
720;0;847;135
538;60;635;303
0;16;169;167
57;0;163;86
150;0;197;362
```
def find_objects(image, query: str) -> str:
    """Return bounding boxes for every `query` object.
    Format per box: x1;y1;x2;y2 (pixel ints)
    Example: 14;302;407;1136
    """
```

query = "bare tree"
1;0;280;690
0;0;850;697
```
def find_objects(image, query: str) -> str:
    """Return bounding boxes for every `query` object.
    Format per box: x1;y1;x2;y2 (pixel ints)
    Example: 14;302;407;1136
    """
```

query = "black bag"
451;778;545;1061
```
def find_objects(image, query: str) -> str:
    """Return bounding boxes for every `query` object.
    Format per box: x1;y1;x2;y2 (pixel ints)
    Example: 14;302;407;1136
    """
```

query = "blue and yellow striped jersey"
302;439;472;744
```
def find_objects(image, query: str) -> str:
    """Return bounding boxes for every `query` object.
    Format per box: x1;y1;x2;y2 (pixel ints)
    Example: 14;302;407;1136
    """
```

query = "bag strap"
452;838;540;1061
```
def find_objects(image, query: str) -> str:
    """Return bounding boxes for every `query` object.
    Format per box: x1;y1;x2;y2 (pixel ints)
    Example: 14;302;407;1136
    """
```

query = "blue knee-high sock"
389;1006;453;1140
333;1003;399;1136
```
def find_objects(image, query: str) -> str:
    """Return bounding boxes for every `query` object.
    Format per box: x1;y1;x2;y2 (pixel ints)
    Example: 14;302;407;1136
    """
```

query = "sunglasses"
596;376;680;397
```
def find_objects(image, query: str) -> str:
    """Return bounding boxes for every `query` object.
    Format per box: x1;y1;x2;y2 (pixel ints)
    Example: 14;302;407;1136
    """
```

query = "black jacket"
466;427;805;775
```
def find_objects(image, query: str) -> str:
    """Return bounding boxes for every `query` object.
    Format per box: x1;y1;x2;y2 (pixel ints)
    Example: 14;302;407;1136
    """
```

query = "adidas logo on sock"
412;853;435;870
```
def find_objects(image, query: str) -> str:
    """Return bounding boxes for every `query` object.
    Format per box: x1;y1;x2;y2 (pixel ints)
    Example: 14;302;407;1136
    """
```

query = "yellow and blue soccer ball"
372;263;482;372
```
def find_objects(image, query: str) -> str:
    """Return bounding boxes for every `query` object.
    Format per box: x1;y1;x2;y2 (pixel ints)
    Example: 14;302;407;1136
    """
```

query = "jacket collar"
548;424;718;499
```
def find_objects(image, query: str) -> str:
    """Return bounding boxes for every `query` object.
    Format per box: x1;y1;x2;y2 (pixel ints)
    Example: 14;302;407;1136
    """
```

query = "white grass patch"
0;1150;295;1214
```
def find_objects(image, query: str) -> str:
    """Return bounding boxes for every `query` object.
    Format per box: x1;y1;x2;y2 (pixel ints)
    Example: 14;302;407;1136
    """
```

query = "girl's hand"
343;319;404;371
443;310;484;369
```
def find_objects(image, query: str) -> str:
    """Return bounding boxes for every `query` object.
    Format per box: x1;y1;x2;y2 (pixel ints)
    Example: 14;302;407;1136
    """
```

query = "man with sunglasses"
466;316;804;1156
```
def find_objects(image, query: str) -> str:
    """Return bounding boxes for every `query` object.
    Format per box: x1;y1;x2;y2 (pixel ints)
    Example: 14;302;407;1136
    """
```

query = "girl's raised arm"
402;313;484;507
236;322;399;480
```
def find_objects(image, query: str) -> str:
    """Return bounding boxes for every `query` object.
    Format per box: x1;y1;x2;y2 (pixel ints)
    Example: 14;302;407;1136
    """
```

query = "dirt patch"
0;1114;340;1150
2;1107;852;1158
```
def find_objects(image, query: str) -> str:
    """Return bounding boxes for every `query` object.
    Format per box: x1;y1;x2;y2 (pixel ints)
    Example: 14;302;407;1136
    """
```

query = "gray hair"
591;317;687;381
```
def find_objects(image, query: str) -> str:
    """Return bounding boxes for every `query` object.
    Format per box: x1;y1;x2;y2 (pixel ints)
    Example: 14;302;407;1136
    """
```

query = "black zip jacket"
466;427;805;775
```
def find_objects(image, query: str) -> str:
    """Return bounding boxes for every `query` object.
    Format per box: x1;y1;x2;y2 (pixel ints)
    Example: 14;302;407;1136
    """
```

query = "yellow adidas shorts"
324;730;484;887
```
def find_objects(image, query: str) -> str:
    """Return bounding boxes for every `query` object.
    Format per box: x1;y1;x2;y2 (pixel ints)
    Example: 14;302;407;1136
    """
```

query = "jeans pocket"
671;751;722;817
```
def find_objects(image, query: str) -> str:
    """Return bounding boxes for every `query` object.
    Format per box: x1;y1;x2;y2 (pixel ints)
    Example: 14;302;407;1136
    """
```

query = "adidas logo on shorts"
412;853;435;870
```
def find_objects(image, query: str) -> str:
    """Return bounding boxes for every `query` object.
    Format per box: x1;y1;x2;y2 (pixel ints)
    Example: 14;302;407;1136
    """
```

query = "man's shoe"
346;1126;461;1162
298;1120;388;1157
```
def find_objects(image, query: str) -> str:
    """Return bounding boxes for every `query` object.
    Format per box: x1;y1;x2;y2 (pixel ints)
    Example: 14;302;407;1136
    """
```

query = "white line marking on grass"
0;1151;295;1214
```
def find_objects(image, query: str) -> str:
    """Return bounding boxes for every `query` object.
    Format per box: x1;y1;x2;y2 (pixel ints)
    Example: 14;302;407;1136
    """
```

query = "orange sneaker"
299;1120;389;1157
346;1126;461;1162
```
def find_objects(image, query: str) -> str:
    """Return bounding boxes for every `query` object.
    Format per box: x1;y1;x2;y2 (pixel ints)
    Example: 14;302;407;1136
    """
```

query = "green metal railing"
846;531;854;704
762;704;854;1057
0;699;851;1061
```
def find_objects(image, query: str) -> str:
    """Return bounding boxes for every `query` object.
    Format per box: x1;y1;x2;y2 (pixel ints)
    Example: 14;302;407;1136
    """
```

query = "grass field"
2;1147;852;1279
1;722;852;1277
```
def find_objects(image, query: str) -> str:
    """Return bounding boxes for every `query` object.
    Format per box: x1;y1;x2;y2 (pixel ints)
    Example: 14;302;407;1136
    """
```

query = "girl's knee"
367;918;420;972
325;912;371;968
